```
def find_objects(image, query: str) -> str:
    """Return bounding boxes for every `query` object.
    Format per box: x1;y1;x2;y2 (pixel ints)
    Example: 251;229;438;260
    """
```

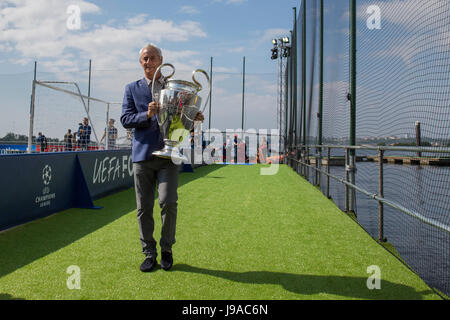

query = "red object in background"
237;142;246;163
258;145;267;163
35;144;100;153
47;144;65;152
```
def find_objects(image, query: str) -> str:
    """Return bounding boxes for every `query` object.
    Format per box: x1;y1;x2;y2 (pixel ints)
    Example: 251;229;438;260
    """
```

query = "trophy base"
152;144;188;163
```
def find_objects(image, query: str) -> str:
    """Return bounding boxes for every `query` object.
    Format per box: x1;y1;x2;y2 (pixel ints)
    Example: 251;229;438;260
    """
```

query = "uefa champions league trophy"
151;63;210;162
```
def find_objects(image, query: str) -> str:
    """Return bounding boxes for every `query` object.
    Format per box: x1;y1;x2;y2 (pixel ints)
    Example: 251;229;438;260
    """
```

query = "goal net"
32;81;129;152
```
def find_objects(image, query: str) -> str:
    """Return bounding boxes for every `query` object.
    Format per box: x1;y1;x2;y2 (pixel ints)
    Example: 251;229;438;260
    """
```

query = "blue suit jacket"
121;78;164;163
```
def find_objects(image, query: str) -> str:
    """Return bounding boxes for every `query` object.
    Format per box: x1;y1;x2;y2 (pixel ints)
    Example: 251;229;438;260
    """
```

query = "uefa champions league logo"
42;165;52;186
36;165;56;207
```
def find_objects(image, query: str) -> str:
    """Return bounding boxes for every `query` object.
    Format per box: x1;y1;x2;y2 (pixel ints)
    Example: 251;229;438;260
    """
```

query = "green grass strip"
0;164;441;300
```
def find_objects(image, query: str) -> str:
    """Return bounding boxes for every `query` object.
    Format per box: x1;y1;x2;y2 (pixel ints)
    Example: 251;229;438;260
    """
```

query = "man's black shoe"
140;256;157;272
160;251;173;271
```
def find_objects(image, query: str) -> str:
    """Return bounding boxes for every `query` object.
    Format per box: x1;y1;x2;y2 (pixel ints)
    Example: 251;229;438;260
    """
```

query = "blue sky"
0;0;300;139
1;0;447;142
0;0;299;73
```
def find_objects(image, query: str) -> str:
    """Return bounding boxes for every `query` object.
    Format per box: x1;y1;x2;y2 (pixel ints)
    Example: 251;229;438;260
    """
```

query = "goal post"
29;80;126;153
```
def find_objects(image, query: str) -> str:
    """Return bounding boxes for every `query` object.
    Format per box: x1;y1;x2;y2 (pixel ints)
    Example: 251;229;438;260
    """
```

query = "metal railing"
286;144;450;239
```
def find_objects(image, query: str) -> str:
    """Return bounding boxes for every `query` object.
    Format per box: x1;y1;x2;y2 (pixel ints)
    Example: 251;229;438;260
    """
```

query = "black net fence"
286;0;450;296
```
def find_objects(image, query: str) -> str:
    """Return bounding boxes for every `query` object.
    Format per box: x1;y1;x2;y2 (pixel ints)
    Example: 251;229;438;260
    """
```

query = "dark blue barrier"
0;150;133;231
76;150;134;200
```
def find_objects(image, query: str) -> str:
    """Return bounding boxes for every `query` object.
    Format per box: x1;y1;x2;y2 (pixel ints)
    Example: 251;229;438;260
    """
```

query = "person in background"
189;130;195;149
188;130;195;164
233;134;239;163
36;132;47;153
73;128;80;150
64;129;73;151
126;128;134;149
77;117;92;150
225;135;232;162
237;138;247;163
100;118;118;150
259;137;268;163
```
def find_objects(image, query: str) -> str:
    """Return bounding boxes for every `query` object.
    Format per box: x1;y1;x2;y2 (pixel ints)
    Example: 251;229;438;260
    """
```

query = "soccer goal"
29;80;127;153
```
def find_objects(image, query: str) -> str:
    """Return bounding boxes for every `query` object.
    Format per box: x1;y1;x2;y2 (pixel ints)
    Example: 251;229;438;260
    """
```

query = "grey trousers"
133;158;179;258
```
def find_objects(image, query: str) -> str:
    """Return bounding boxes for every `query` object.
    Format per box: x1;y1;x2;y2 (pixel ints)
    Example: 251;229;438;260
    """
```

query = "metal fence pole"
284;54;289;165
415;121;422;158
300;147;304;176
301;3;306;151
345;147;350;212
378;149;385;241
279;54;283;153
293;7;298;162
315;147;321;186
317;0;324;188
88;59;92;114
326;147;331;198
349;0;357;214
349;151;356;213
241;56;245;136
209;56;213;142
291;146;294;171
105;103;110;150
306;146;310;181
28;61;37;154
291;147;294;170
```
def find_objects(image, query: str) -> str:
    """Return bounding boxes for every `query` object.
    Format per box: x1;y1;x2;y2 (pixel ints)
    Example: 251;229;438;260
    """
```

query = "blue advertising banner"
0;149;134;231
76;150;134;200
0;153;79;230
0;144;35;154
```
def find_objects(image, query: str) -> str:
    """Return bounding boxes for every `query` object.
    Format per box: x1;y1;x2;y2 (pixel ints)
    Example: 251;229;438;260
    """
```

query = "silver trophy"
151;63;210;162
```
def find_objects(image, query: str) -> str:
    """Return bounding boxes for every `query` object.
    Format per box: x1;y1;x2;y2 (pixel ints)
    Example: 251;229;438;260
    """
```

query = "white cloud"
178;5;200;15
127;14;148;26
0;0;211;117
0;0;207;70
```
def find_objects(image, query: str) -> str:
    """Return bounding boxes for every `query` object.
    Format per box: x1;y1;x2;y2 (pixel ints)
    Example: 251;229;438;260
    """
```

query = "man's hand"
194;111;204;122
147;101;160;119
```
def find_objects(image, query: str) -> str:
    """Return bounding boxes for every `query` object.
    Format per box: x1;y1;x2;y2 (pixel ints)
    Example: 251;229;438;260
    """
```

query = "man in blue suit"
121;43;204;272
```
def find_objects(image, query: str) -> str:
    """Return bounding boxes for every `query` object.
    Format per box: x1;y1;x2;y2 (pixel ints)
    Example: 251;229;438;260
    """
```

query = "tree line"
0;132;59;143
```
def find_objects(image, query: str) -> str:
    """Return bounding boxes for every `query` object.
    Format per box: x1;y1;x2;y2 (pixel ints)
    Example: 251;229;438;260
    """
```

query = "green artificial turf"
0;164;441;300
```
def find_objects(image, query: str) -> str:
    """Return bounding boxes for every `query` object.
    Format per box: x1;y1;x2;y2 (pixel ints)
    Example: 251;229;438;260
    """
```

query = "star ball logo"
42;165;52;185
36;165;56;208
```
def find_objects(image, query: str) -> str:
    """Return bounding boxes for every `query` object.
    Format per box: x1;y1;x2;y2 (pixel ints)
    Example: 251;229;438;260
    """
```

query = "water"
299;153;450;296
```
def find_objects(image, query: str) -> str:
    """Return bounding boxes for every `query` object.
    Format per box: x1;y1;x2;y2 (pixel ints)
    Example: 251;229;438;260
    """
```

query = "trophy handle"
192;69;209;91
191;69;211;115
152;63;175;102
